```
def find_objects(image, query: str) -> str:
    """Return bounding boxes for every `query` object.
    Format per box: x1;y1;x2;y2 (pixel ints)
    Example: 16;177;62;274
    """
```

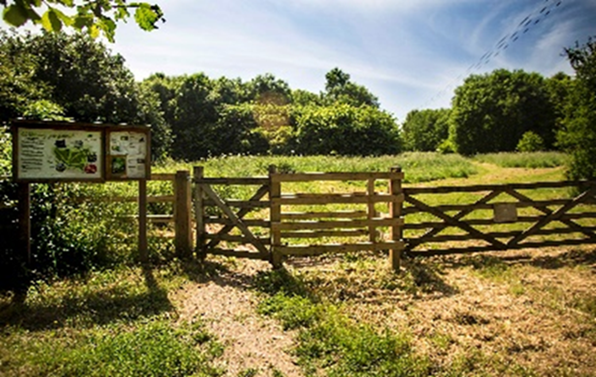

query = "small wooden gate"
403;180;596;256
194;167;272;261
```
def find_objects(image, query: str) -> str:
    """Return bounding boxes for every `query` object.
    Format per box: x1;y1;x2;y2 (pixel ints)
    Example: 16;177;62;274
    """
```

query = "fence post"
174;170;192;259
18;182;31;265
193;166;205;259
269;165;282;268
389;166;403;271
138;179;148;264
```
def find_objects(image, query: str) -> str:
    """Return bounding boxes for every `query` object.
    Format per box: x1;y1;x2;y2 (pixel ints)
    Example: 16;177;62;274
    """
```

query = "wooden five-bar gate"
402;180;596;257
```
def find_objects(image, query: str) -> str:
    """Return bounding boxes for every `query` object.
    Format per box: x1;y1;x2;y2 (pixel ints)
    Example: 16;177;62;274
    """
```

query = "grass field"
2;152;595;376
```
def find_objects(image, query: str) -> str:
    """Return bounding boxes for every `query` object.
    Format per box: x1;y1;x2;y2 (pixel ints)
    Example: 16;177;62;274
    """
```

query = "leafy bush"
516;131;544;152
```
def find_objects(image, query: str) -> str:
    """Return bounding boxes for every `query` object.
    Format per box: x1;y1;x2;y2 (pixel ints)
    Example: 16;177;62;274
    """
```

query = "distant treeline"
1;30;595;179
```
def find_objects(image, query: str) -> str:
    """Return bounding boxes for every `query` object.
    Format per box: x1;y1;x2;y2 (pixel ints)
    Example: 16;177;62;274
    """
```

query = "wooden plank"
18;182;31;264
389;166;403;270
275;241;404;256
404;194;507;248
402;198;573;214
403;216;542;230
194;166;205;256
150;173;176;181
273;193;403;205
204;234;271;244
206;218;270;227
138;180;148;263
204;199;270;208
508;187;596;246
281;210;367;220
202;184;269;256
367;178;376;243
271;171;404;182
562;212;596;220
195;177;269;185
273;217;403;231
403;180;596;195
270;165;282;267
205;184;270;249
208;248;269;260
174;170;192;258
119;214;174;223
90;195;175;203
281;229;369;238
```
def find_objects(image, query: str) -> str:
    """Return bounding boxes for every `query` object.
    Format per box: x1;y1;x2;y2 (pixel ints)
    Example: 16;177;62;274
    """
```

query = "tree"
1;0;164;42
450;69;556;155
0;31;171;159
401;108;450;151
323;68;379;108
558;37;596;180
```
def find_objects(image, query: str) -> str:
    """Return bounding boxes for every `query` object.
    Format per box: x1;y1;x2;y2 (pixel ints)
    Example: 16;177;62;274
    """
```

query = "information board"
12;120;151;182
15;126;103;181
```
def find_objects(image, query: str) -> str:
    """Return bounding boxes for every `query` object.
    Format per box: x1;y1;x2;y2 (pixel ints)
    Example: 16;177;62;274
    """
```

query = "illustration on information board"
17;128;103;180
53;138;98;174
109;131;147;179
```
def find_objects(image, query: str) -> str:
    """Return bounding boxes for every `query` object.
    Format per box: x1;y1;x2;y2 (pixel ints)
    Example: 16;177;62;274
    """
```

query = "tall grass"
474;152;569;168
155;152;478;184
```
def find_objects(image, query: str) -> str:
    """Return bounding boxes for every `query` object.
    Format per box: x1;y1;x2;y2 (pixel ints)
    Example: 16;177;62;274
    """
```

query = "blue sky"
20;0;596;121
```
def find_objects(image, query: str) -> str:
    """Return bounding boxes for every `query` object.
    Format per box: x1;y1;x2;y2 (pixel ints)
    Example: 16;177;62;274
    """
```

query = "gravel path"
175;260;303;377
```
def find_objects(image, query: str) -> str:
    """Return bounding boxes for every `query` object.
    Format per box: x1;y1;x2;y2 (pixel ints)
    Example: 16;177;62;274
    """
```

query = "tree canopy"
450;69;556;155
1;0;164;42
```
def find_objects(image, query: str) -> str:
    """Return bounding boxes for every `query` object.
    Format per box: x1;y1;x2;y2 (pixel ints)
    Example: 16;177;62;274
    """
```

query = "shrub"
516;131;544;152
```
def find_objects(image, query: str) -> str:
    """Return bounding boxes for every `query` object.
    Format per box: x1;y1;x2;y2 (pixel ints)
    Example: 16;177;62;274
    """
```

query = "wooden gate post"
193;166;206;259
389;166;403;271
174;170;192;259
269;165;283;268
18;182;31;265
138;179;148;263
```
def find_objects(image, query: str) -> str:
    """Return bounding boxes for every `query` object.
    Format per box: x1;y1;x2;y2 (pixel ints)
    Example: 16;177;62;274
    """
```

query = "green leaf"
53;8;74;26
134;3;160;31
41;9;62;32
89;24;100;39
73;15;92;29
3;4;29;27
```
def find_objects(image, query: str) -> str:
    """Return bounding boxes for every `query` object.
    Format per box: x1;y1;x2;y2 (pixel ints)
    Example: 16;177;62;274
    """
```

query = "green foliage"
558;37;596;180
450;69;556;155
516;131;544;152
1;0;164;42
401;108;450;151
474;152;569;168
292;104;400;156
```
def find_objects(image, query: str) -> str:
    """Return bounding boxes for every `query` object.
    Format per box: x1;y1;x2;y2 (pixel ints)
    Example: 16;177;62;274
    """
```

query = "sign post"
11;120;151;263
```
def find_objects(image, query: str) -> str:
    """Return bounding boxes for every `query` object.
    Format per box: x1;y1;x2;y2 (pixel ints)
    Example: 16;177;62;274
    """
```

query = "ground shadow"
179;257;257;291
437;246;596;271
0;265;173;332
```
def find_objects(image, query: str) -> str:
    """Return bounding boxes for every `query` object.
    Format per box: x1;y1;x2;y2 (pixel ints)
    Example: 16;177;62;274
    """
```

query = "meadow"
2;151;595;377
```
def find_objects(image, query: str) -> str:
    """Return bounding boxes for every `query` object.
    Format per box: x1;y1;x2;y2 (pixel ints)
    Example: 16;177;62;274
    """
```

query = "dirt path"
174;260;303;377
